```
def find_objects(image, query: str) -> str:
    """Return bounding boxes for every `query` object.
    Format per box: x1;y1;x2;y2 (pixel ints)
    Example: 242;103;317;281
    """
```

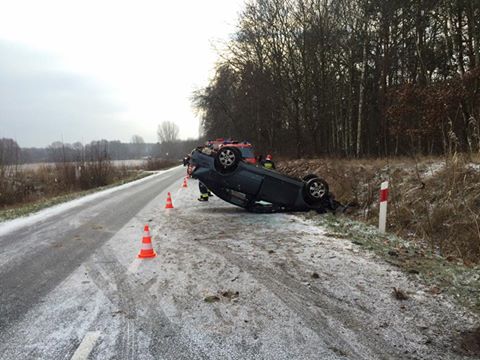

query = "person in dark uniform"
198;182;209;201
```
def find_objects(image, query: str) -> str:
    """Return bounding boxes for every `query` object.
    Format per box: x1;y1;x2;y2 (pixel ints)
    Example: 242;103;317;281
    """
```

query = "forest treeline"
0;138;199;165
193;0;480;157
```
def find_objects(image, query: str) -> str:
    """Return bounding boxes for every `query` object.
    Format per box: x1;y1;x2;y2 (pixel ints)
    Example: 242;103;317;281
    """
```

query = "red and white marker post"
379;181;389;233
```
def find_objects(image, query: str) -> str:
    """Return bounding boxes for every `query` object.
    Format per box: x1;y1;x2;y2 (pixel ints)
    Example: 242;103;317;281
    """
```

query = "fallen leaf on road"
204;295;220;303
392;287;409;300
428;286;442;295
222;290;239;299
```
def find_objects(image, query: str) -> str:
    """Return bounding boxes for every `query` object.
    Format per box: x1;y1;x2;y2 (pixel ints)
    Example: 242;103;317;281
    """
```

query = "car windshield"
239;147;255;158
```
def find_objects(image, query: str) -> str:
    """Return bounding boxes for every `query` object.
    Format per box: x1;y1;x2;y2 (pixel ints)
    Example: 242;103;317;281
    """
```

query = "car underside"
187;146;340;213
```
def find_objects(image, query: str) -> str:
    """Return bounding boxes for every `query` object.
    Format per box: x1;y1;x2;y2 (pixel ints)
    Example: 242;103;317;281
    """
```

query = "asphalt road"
0;166;185;347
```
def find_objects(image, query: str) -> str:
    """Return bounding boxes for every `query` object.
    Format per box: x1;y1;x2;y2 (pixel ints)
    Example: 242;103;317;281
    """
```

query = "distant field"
18;159;147;171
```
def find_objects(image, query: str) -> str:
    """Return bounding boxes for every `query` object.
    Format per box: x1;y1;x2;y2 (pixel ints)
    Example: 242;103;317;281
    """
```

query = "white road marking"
71;331;101;360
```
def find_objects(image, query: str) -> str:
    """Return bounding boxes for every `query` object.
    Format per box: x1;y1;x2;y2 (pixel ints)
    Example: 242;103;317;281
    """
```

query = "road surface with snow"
0;165;476;359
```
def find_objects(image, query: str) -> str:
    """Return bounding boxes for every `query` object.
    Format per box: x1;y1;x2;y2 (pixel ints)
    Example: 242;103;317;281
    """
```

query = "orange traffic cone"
165;192;174;209
182;177;188;188
138;225;156;258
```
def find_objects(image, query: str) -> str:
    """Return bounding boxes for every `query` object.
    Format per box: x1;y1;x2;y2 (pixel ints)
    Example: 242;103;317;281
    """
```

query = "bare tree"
131;135;145;144
157;121;179;143
0;138;21;166
192;0;480;157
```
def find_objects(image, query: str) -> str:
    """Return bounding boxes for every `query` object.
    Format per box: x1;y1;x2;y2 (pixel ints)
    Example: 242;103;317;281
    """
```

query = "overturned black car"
186;146;340;213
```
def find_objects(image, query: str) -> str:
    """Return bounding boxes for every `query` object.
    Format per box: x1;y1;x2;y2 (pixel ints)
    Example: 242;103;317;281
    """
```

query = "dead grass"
0;159;175;214
458;327;480;356
278;154;480;264
145;158;178;171
0;161;121;206
0;171;152;221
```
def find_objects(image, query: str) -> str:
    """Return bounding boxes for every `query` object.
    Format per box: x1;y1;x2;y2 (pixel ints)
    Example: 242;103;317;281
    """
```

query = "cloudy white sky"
0;0;244;147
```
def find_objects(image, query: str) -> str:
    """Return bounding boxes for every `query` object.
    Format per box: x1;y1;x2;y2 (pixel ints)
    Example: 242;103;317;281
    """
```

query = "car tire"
214;147;241;173
303;177;329;205
302;174;318;182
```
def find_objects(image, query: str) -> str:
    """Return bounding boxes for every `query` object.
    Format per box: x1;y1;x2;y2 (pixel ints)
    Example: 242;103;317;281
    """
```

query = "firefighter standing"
262;154;276;170
198;182;210;201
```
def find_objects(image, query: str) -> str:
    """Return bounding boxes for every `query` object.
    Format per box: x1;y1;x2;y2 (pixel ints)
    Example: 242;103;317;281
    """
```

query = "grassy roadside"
0;170;154;222
304;212;480;314
277;156;480;261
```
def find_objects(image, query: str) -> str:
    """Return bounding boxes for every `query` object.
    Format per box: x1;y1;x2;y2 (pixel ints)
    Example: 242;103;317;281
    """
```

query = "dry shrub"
0;160;132;209
423;156;480;261
277;155;480;263
78;161;115;189
145;158;178;171
0;166;30;206
0;157;180;210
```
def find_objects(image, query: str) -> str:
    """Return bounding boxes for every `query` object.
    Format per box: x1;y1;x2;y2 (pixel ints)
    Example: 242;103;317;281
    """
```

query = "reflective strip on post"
379;181;388;234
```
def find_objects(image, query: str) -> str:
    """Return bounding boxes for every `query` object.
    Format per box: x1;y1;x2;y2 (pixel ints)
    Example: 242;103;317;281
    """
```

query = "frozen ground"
0;172;477;359
17;159;147;171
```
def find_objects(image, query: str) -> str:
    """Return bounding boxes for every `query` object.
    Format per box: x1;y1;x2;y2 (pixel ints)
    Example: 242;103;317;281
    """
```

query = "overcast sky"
0;0;244;147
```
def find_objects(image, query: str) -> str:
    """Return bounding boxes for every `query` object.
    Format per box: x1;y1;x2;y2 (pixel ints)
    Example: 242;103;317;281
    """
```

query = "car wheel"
214;147;241;173
302;174;318;182
303;177;329;205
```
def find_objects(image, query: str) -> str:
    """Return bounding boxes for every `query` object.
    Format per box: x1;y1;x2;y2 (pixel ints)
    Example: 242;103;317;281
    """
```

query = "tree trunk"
454;7;465;75
356;33;368;157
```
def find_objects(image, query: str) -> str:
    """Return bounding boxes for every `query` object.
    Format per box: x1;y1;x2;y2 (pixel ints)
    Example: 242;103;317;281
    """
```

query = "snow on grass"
421;161;445;178
308;213;480;314
467;163;480;172
0;166;181;237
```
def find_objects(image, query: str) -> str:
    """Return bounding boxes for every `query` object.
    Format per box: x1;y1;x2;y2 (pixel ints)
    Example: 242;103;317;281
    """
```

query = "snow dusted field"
17;159;147;171
0;168;477;359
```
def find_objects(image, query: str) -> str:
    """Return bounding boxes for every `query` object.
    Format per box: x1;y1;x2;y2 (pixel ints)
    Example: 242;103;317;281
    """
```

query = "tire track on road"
84;248;208;360
0;168;184;340
198;240;401;360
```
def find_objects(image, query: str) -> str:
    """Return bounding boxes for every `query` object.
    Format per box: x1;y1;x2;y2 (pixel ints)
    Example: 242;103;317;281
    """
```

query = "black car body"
187;146;336;213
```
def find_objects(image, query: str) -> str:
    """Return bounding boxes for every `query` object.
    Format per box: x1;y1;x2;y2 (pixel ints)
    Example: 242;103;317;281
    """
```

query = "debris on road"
204;290;239;303
392;287;409;301
221;290;239;300
204;295;220;303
